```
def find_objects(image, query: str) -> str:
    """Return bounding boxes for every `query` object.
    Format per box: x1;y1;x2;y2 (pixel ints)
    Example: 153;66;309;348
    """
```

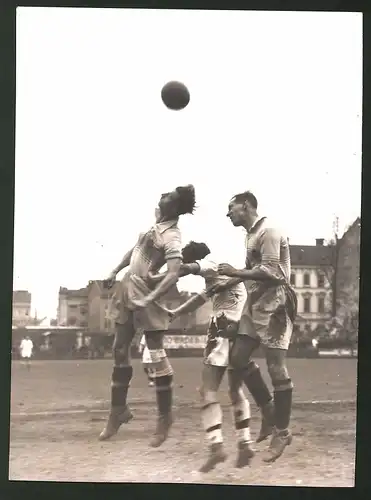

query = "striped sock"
232;397;252;444
202;402;223;445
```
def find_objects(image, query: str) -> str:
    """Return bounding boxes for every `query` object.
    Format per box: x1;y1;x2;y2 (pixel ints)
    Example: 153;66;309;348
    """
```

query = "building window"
69;304;77;309
317;273;325;288
290;273;296;286
304;296;311;313
67;316;77;326
304;323;312;333
318;297;325;314
303;273;310;287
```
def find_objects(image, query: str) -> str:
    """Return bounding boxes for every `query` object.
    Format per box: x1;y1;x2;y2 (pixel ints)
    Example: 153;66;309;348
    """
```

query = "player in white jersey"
151;241;255;472
138;332;155;387
19;336;33;370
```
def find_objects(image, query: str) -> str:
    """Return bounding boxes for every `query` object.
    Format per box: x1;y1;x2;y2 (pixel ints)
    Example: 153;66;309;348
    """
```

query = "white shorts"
204;316;239;368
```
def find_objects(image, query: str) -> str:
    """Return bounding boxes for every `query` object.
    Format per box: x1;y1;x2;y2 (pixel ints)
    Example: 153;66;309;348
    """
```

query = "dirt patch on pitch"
9;403;355;486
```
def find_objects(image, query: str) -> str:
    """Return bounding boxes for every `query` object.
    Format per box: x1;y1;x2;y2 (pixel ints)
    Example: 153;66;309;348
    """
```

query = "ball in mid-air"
161;81;190;111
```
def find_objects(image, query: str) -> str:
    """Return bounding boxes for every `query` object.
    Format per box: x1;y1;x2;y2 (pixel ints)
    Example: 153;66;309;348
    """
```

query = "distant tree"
318;237;339;319
28;315;47;326
319;218;360;342
335;280;359;342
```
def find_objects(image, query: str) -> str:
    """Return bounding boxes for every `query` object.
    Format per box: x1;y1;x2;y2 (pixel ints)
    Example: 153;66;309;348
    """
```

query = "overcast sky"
14;8;362;319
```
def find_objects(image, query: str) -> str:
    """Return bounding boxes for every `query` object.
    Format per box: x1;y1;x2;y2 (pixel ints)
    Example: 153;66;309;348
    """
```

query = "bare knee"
229;336;257;370
246;359;261;376
229;386;245;405
227;369;244;404
113;342;130;365
266;349;290;383
266;359;288;381
112;325;131;365
201;389;219;407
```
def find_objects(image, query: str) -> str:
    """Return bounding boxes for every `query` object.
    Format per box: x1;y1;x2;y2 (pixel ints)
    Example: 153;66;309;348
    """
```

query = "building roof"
86;279;182;300
290;245;333;267
290;218;360;268
13;290;31;303
340;217;361;242
87;280;120;298
59;287;88;298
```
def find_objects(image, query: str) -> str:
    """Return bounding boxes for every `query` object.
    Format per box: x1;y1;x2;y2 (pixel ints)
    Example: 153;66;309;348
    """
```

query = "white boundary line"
11;399;356;418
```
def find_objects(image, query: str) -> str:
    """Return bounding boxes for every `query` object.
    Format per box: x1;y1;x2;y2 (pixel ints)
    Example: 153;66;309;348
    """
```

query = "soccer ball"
161;81;190;111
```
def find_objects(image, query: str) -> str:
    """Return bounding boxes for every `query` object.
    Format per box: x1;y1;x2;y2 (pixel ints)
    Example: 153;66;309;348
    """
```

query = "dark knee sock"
242;361;272;408
111;366;133;407
155;374;173;416
273;379;293;431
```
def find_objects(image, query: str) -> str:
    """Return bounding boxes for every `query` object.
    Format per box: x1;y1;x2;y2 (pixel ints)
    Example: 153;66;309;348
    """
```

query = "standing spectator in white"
19;335;33;370
139;333;155;387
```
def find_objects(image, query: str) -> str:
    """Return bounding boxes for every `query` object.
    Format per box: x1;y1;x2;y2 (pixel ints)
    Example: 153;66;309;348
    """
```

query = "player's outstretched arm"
168;291;210;318
148;263;199;284
206;277;243;295
218;229;286;283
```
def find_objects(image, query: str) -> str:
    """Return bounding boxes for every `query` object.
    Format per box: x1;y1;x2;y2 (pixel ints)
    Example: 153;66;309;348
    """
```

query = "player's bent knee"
228;386;245;405
273;378;294;391
229;350;251;370
113;345;130;365
201;390;219;406
246;359;260;375
229;336;257;370
267;360;289;382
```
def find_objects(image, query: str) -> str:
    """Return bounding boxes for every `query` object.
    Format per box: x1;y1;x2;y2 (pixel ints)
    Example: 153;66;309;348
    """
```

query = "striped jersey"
196;255;247;322
245;216;291;286
129;219;182;286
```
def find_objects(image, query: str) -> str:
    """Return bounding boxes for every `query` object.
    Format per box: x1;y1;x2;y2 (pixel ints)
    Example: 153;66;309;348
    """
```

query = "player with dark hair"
99;185;196;447
213;190;297;463
150;241;255;472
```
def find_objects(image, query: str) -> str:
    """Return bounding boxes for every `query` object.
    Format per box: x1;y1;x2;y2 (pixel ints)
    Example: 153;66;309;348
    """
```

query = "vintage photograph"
10;7;361;486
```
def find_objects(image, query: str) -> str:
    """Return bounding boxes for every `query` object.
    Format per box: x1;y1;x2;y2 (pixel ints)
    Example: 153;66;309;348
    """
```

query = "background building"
12;290;32;327
289;239;332;336
289;218;360;339
87;280;117;333
86;281;200;333
56;219;360;340
58;280;207;334
57;287;89;327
